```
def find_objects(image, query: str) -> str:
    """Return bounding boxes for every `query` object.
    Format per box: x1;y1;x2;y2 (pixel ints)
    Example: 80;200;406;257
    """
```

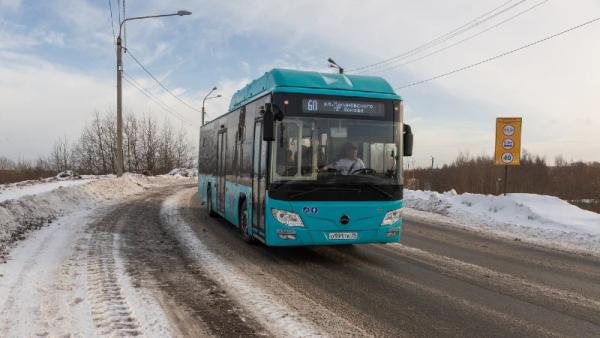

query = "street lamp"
327;57;344;74
115;10;192;177
201;86;222;125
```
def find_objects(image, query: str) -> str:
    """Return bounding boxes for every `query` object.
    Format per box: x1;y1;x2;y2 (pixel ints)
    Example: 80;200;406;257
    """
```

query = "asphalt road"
105;185;600;337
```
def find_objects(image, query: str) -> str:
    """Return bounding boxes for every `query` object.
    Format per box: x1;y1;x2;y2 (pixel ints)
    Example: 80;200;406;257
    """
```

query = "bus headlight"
272;209;304;227
381;208;403;226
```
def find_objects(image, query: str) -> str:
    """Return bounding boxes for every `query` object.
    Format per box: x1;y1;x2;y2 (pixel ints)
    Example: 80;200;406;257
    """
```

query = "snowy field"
404;190;600;254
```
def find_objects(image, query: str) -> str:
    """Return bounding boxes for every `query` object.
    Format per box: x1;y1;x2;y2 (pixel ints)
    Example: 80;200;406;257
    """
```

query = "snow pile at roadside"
0;175;100;203
166;168;198;178
0;174;165;257
404;190;600;253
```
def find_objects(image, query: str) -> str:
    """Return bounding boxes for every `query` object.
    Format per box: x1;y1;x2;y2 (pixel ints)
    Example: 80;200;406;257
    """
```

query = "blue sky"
1;0;599;167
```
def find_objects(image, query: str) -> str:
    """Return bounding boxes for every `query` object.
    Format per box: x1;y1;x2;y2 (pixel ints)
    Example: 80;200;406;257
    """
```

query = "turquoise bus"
198;68;413;246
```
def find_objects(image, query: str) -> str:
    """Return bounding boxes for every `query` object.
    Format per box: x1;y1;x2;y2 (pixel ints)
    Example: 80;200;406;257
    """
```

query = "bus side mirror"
403;124;413;157
262;103;275;141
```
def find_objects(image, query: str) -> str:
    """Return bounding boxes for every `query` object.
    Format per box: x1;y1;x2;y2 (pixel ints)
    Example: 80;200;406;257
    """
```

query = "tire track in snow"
161;190;327;338
86;231;141;336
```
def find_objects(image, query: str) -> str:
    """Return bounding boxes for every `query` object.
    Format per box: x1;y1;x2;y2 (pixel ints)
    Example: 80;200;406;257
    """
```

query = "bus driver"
328;142;365;175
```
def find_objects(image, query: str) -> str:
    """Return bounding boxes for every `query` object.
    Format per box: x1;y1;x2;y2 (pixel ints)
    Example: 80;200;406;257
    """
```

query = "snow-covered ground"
161;190;326;337
0;172;101;203
165;168;198;178
0;175;184;337
404;189;600;254
0;173;174;258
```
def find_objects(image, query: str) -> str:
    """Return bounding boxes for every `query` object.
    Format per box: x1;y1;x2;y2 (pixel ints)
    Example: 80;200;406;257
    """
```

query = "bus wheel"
207;187;216;217
239;202;254;243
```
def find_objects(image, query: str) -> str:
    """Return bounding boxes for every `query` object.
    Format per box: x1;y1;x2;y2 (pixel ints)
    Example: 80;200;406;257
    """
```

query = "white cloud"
2;0;600;166
0;51;199;160
0;0;21;11
0;21;65;49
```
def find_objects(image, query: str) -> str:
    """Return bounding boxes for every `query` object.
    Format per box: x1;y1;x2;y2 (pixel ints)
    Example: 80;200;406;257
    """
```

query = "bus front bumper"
266;224;402;246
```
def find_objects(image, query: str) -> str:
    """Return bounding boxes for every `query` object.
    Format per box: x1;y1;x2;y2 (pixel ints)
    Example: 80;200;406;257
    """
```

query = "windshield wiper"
288;185;361;199
360;183;394;199
288;187;327;199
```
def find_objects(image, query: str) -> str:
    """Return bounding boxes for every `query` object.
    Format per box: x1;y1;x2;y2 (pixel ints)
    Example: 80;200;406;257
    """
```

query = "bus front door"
217;129;227;214
252;120;267;237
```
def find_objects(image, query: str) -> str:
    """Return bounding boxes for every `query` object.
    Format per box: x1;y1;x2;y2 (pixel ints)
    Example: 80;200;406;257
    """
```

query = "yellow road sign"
495;117;522;166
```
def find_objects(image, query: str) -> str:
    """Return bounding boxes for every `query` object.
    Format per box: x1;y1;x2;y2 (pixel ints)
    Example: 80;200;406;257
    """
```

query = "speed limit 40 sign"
495;117;522;166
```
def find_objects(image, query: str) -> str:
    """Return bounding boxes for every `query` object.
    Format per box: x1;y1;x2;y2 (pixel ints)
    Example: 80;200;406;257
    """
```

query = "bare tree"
0;156;15;170
50;111;195;176
49;136;71;172
140;114;159;174
174;127;192;168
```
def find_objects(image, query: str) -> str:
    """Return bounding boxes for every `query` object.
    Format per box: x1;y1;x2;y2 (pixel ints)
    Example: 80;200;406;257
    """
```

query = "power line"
350;0;528;73
123;72;195;127
107;0;116;44
123;74;195;129
125;48;203;114
123;71;193;125
352;0;522;73
370;0;549;75
395;15;600;90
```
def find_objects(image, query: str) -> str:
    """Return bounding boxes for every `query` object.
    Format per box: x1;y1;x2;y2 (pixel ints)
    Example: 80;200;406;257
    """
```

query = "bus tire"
239;202;254;244
207;187;216;217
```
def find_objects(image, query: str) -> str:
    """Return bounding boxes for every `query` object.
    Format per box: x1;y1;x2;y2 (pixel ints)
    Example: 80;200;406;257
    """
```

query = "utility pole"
201;86;221;125
503;165;509;196
116;35;124;176
115;10;192;177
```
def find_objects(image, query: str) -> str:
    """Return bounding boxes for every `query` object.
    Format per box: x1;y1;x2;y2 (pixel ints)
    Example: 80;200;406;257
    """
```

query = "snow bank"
0;171;111;203
0;174;167;257
165;168;198;178
404;190;600;253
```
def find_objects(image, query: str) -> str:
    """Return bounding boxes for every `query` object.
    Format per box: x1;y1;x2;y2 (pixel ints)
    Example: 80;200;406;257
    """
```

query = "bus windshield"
271;117;401;187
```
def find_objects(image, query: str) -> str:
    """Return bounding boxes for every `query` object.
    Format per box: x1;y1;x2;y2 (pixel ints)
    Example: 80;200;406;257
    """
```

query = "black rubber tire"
207;187;216;217
239;202;254;243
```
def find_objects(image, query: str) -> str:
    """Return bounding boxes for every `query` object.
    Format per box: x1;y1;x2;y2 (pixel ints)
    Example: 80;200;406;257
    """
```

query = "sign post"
495;117;522;195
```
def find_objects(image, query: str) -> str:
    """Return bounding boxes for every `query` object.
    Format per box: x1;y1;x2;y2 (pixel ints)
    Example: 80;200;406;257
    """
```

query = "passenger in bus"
326;142;365;175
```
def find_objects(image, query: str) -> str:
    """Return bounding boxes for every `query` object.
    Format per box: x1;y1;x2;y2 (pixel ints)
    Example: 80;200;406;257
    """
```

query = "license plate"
328;232;358;240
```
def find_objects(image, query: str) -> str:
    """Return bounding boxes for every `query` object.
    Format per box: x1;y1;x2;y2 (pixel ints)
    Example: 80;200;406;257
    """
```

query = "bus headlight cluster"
381;208;403;226
272;209;304;227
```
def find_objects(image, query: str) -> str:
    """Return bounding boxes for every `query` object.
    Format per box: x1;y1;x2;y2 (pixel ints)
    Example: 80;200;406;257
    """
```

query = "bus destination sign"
302;99;385;116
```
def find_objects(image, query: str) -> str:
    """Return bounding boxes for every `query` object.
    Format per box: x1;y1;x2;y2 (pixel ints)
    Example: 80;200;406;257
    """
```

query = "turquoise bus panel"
229;68;401;112
265;195;403;246
223;180;252;227
198;174;254;234
272;87;400;100
198;174;216;210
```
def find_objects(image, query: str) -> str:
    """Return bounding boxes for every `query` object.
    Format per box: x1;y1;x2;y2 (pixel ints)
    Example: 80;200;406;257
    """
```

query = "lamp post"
327;57;344;74
201;86;221;125
115;10;192;177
